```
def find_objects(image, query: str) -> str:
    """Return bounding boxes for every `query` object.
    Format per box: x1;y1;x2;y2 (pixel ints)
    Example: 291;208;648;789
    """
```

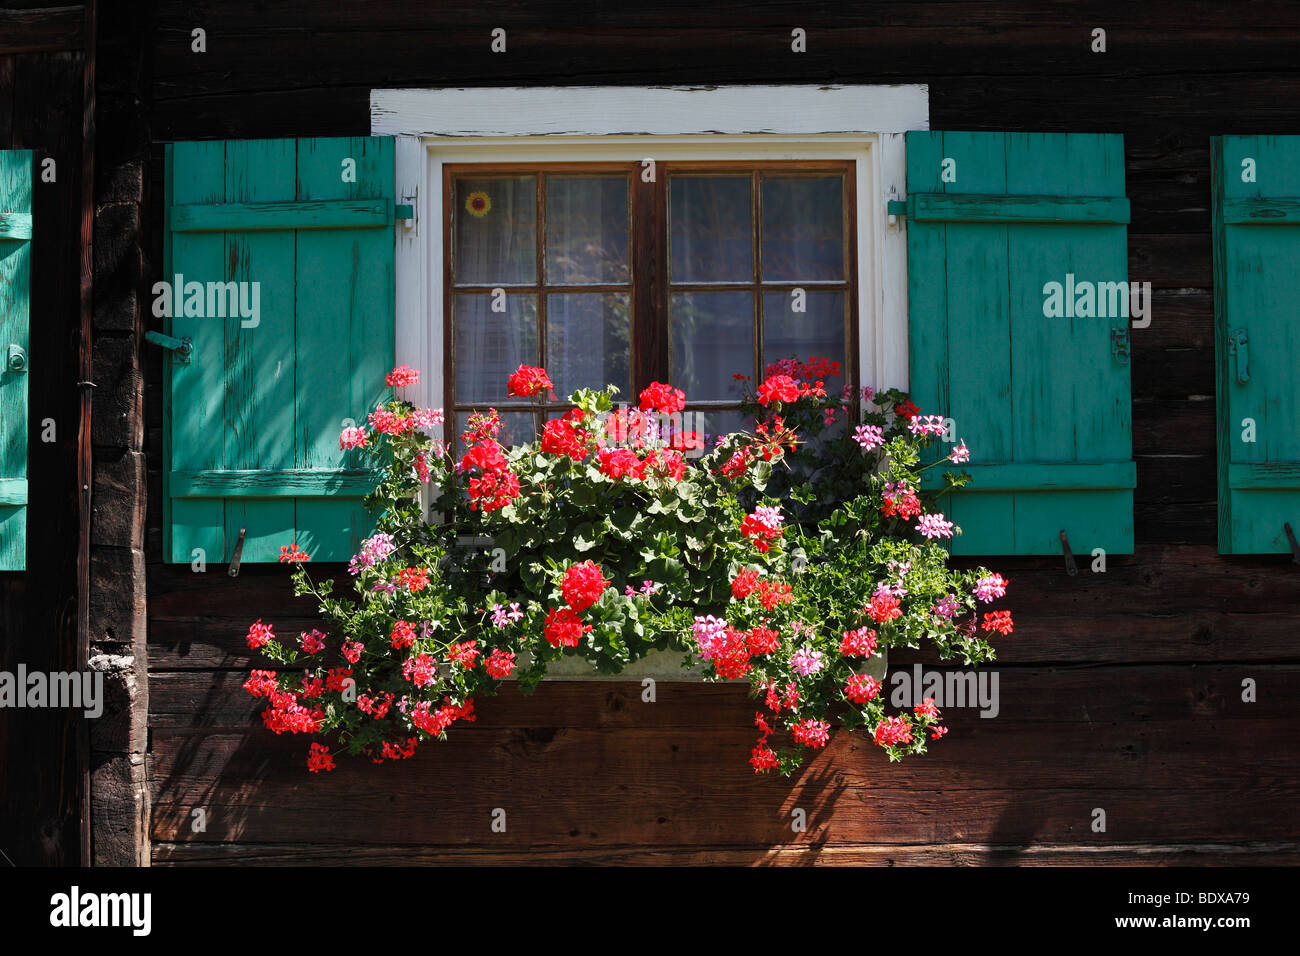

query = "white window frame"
371;85;929;413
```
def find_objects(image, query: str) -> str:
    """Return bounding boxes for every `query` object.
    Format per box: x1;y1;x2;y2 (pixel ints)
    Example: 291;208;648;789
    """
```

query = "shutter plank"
1214;134;1300;552
293;136;393;559
907;131;1134;554
222;139;299;563
164;137;395;564
0;149;30;570
168;142;228;563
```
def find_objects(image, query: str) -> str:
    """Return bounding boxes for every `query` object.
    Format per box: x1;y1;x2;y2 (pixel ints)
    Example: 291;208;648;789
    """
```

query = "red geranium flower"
638;381;686;415
756;374;800;407
507;364;555;399
544;607;591;647
561;560;610;613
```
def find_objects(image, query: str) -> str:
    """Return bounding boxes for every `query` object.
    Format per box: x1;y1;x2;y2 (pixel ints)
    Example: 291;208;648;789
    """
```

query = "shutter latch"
1059;529;1078;577
1229;328;1249;384
6;344;27;373
227;527;247;577
1284;522;1300;565
1110;328;1130;365
144;331;193;364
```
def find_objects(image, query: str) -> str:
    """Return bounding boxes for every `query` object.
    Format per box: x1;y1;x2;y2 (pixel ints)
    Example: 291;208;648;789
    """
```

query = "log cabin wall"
0;1;93;867
123;2;1300;864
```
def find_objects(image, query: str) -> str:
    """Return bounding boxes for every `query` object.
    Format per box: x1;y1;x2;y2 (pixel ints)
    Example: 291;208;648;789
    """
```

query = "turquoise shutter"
1212;135;1300;554
0;150;31;570
906;132;1136;555
163;137;395;564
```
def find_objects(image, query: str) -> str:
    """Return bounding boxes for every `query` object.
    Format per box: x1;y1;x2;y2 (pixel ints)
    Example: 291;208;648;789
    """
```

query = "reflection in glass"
670;176;753;282
453;176;537;286
670;291;753;401
761;290;847;379
454;293;538;403
760;176;845;281
546;293;631;399
545;176;630;285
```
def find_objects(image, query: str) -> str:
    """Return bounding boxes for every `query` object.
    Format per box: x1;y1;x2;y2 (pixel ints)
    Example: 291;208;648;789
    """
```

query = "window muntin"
446;161;855;447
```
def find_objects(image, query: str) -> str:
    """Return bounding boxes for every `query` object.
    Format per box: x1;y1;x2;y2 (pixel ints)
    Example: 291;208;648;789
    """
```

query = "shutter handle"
1059;529;1078;577
227;527;246;577
1285;523;1300;566
144;331;193;364
1229;328;1249;384
6;344;27;373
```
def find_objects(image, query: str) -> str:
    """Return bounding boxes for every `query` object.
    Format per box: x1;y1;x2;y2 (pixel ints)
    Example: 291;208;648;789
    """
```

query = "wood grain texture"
151;840;1300;866
905;131;1135;554
0;40;89;865
118;0;1300;864
163;136;394;563
1211;135;1300;553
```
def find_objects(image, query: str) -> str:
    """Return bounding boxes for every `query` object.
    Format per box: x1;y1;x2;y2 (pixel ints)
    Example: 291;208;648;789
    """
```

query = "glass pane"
692;408;753;448
670;291;753;401
762;290;847;384
669;175;753;283
454;293;539;403
455;411;536;450
760;176;845;281
453;176;537;286
546;293;631;399
545;176;630;285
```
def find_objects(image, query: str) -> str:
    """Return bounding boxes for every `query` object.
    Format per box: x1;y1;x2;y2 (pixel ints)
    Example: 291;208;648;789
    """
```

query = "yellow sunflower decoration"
465;191;492;218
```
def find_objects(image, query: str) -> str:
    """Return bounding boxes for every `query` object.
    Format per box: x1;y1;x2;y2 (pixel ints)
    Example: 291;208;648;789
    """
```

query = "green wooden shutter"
905;132;1136;555
0;150;31;570
163;137;395;564
1212;135;1300;554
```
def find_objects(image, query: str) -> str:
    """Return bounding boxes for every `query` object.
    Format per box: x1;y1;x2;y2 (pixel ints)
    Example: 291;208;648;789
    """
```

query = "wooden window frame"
443;159;859;446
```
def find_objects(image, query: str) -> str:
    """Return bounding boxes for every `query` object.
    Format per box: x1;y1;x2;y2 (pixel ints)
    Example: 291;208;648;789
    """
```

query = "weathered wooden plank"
1222;197;1300;224
150;839;1300;866
1227;462;1300;490
920;462;1137;492
147;665;1300;729
0;210;32;239
1;46;87;865
0;6;85;56
147;724;1300;843
0;477;28;505
909;193;1130;224
169;198;392;232
171;469;377;498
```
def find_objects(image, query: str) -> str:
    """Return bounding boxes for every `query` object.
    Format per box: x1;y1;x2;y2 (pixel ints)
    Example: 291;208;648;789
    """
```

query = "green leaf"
573;522;599;552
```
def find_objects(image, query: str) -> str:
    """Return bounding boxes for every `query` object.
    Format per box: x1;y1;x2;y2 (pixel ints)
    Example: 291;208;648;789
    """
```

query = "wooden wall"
137;1;1300;864
0;1;92;868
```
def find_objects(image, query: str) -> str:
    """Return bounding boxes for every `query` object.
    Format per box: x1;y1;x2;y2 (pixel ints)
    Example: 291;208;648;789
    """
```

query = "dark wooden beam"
0;6;86;55
76;0;96;866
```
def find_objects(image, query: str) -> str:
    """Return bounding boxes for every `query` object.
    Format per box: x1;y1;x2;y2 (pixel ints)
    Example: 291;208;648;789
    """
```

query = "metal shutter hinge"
144;331;193;364
1229;328;1249;384
1110;328;1130;365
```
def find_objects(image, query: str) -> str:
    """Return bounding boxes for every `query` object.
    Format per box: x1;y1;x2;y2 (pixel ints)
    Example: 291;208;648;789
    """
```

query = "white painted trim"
372;84;928;137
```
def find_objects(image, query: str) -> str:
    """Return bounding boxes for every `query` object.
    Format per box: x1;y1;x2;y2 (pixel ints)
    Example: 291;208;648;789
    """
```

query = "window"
444;161;856;446
374;84;924;439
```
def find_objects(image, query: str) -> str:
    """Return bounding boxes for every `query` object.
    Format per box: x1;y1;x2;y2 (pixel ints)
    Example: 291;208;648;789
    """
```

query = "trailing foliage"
245;360;1006;775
